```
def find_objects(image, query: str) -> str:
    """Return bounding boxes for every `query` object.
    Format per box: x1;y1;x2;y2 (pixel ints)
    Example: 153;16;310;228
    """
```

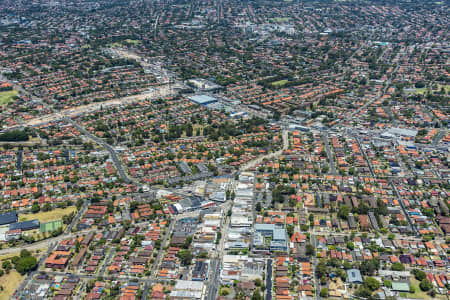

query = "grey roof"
10;219;39;231
391;282;410;292
254;223;275;231
273;228;286;241
0;211;17;226
385;127;418;137
347;269;363;283
188;95;217;105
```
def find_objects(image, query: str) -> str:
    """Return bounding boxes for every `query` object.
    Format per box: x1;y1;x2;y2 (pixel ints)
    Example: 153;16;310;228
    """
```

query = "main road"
240;130;289;171
321;131;337;175
67;118;137;185
205;200;232;300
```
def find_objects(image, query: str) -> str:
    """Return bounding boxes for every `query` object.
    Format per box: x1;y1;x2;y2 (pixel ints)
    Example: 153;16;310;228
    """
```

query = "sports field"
0;90;18;105
271;80;289;87
20;206;76;223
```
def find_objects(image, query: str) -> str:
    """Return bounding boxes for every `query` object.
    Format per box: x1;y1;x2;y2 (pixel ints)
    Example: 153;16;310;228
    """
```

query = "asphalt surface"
150;217;175;277
432;129;447;146
389;179;419;236
265;259;272;300
310;233;320;300
206;258;220;300
68;119;137;185
65;201;88;233
14;241;57;299
321;132;337;175
351;132;375;177
99;248;116;277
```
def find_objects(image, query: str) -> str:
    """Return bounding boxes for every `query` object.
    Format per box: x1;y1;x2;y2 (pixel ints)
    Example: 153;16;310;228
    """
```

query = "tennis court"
40;220;62;232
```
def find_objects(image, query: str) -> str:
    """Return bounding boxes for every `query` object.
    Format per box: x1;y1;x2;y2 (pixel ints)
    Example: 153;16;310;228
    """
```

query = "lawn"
125;39;140;45
19;206;77;223
0;270;24;299
269;17;290;22
411;84;449;95
413;87;427;95
0;251;20;262
0;90;18;105
109;39;140;47
407;278;447;300
271;80;289;87
435;84;450;93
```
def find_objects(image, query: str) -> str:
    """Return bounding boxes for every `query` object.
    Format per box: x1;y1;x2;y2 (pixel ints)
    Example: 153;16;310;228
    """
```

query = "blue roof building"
10;219;40;231
0;211;18;226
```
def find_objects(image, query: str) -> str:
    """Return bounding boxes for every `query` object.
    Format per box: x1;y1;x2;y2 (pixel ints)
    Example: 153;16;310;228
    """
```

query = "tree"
251;289;262;300
306;243;315;256
412;269;426;281
20;249;31;258
347;242;355;250
220;287;230;296
254;278;262;287
76;199;84;210
315;261;327;278
384;280;392;288
2;261;11;272
360;258;379;275
338;205;350;220
354;286;372;298
183;236;193;249
177;250;192;265
391;262;405;271
320;288;329;297
364;277;380;291
0;130;29;142
343;261;352;270
42;203;52;212
215;232;222;244
255;202;262;212
15;256;37;275
31;202;40;213
286;225;294;237
419;279;432;291
415;81;425;88
62;212;75;225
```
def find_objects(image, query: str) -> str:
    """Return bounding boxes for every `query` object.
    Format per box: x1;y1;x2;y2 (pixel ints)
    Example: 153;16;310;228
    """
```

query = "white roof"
174;280;204;292
386;127;418;137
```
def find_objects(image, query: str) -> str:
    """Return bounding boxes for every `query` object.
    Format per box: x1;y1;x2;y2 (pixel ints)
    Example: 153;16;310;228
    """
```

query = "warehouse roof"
10;219;40;231
188;95;217;105
0;211;18;226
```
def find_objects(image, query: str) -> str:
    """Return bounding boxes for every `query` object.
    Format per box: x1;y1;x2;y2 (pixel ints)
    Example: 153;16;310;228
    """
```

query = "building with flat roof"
188;95;218;106
0;211;17;226
391;282;410;292
254;223;287;252
10;219;39;231
381;127;418;139
170;280;204;300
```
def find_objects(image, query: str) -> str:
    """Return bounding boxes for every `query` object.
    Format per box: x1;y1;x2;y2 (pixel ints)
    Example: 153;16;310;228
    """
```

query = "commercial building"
0;211;18;226
169;280;204;300
10;219;40;231
188;95;218;106
253;223;288;252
